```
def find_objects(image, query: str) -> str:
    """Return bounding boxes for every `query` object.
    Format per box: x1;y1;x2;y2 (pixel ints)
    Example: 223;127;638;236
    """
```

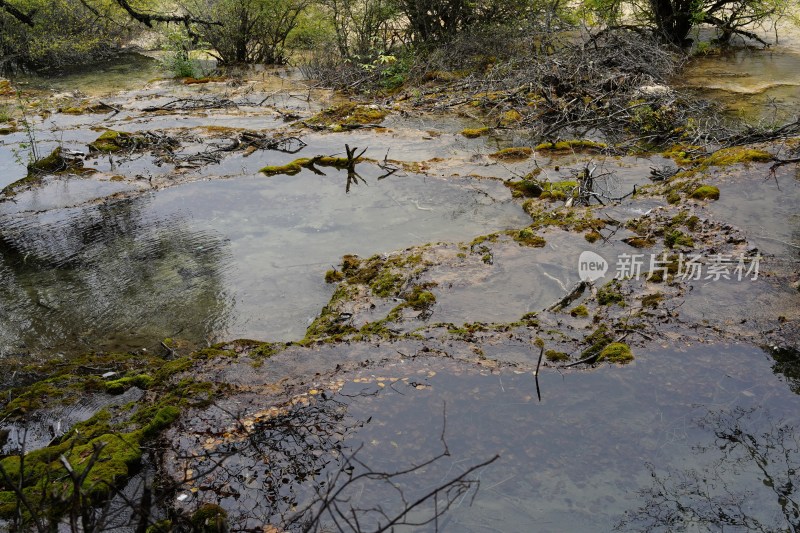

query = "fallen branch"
112;0;221;29
0;0;35;26
547;280;590;312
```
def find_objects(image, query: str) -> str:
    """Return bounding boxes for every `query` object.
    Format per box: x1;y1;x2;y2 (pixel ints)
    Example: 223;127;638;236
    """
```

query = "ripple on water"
0;169;529;356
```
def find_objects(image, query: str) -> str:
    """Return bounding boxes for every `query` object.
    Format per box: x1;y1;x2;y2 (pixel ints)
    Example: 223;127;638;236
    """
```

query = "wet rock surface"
0;60;798;531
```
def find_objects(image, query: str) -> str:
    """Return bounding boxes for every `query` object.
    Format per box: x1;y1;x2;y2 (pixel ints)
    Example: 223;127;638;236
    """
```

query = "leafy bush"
181;0;310;64
160;30;200;78
0;0;138;72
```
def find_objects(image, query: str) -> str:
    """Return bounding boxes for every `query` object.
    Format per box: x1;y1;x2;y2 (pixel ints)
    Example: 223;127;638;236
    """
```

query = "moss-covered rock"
499;109;523;126
405;285;436;310
662;144;704;165
535;140;606;153
89;130;156;153
623;236;655;248
703;147;772;167
460;127;490;138
513;227;546;247
666;190;681;204
539;180;577;201
0;147;88;196
0;347;219;523
665;229;694;248
28;147;71;173
545;350;570;362
598;342;634;363
260;155;359;177
59;103;114;115
90;130;125;152
570;305;589;317
584;230;602;243
105;374;154;395
597;280;624;305
489;147;533;161
505;179;543;198
305;102;388;130
689;185;720;201
191;503;229;533
325;269;344;283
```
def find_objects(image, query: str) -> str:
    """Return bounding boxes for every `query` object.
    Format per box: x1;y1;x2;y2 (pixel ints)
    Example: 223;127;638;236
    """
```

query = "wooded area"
0;0;794;72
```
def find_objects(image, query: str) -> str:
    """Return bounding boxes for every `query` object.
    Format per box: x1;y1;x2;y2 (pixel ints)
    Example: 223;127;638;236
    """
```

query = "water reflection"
617;407;800;532
170;379;495;532
0;166;528;356
9;53;163;96
0;194;233;356
679;25;800;123
772;346;800;395
177;394;357;530
170;343;800;532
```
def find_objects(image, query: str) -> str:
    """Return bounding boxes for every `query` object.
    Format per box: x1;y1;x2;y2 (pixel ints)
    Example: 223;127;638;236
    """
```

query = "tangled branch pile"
306;26;798;148
413;29;718;147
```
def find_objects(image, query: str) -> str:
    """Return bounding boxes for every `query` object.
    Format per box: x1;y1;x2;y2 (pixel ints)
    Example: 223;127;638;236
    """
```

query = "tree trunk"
649;0;694;46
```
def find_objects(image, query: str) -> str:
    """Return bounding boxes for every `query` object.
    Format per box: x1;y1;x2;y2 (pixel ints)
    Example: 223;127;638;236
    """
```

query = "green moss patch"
260;158;308;176
88;130;143;153
505;179;543;198
665;229;694;248
580;324;614;359
0;345;227;523
522;205;608;236
325;269;344;283
584;230;602;243
461;127;490;138
305;250;436;342
404;285;436;310
490;147;532;161
662;144;705;165
260;155;359;177
499;109;523;126
545;350;570;362
539;180;577;201
598;342;634;363
371;270;405;297
689;185;720;201
597;280;624;305
623;236;655;248
703;147;772;167
641;292;664;308
511;227;546;247
59;103;114;115
305;102;388;130
1;148;88;197
105;374;154;395
570;305;589;317
192;503;229;532
535;140;606;153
